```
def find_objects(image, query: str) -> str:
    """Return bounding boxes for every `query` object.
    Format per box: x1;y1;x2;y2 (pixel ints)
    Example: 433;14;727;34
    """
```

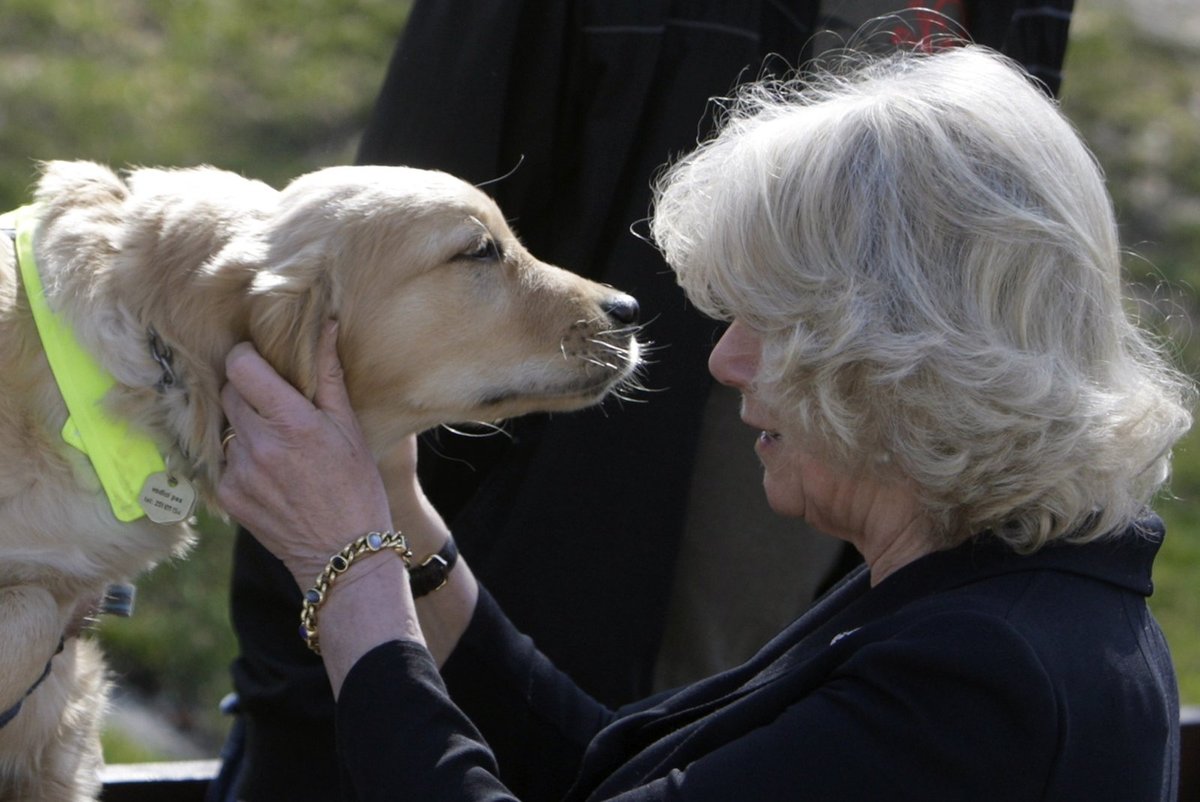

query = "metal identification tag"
138;472;197;524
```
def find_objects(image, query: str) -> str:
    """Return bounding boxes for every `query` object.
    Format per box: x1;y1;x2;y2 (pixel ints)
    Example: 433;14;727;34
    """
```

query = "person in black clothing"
217;44;1188;800
215;3;1075;800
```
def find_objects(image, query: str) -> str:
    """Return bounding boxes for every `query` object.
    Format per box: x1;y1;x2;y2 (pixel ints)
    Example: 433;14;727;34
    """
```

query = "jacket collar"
741;515;1166;691
880;514;1163;601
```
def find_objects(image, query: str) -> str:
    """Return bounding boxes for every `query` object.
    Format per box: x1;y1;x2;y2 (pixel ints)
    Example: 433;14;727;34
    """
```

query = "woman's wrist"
314;549;424;696
413;556;478;667
299;529;415;655
382;487;459;584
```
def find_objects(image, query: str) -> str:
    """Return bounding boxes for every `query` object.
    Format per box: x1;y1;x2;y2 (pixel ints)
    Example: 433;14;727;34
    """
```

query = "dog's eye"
462;238;502;262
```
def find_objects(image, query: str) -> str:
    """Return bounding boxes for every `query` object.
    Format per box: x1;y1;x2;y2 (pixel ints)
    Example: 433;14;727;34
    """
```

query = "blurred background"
0;0;1196;761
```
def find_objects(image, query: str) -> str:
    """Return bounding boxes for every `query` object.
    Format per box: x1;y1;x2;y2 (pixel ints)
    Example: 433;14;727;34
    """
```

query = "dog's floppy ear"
247;242;334;400
246;170;365;398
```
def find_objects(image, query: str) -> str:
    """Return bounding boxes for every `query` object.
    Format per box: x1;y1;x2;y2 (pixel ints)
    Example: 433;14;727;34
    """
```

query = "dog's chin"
359;372;627;449
477;373;628;417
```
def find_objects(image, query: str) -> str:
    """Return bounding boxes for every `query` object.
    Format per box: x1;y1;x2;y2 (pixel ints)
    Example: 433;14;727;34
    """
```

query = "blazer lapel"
568;566;874;800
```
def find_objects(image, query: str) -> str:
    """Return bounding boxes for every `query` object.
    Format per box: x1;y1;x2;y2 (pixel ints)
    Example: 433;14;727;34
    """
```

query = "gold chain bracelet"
300;530;412;655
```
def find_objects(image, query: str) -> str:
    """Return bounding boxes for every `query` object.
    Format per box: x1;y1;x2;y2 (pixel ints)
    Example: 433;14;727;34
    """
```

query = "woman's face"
708;319;832;522
709;320;934;577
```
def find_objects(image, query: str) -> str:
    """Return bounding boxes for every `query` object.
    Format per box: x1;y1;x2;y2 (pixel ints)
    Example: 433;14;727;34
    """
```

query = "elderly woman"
218;46;1191;800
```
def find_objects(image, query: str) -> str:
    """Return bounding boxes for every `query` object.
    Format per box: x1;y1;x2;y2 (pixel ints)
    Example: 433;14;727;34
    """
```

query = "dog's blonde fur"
0;160;640;800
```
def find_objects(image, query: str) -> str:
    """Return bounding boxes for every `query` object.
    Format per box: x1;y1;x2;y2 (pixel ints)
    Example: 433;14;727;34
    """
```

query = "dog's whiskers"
595;323;644;339
590;340;634;358
584;356;622;371
441;421;512;439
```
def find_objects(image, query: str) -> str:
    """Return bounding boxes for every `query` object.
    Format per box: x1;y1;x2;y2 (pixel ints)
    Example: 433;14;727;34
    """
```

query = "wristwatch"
409;538;458;598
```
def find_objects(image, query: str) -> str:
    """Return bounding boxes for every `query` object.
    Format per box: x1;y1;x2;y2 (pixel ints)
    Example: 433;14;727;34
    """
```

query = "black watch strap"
409;538;458;598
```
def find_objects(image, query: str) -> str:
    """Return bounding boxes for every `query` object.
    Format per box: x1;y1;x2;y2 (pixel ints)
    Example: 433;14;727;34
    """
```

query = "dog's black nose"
603;294;640;326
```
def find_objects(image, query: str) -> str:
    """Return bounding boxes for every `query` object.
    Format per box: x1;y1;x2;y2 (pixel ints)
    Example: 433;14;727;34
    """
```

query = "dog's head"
246;166;642;452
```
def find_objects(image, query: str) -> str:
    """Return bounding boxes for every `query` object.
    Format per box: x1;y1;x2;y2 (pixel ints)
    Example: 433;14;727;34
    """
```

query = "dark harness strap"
0;637;64;729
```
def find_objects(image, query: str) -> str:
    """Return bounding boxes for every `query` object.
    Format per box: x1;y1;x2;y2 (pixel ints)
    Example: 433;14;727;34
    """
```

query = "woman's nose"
708;320;761;390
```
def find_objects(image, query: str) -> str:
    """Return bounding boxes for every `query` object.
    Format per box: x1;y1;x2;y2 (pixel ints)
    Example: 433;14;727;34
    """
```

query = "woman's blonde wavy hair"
652;45;1194;552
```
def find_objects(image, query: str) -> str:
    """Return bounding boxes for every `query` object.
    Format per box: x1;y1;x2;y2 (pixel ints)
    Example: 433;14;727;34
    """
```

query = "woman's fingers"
219;376;259;444
224;340;311;425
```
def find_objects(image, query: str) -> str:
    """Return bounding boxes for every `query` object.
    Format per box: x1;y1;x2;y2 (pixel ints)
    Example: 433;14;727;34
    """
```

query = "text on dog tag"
138;472;196;524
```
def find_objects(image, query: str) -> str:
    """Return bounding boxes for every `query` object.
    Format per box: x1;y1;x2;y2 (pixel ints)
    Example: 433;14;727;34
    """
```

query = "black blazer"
335;519;1178;801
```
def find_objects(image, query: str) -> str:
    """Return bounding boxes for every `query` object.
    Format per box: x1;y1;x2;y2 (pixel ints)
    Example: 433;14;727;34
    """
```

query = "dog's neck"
28;164;295;504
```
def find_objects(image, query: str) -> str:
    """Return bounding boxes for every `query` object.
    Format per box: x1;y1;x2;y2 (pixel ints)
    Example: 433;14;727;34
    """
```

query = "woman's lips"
742;408;781;444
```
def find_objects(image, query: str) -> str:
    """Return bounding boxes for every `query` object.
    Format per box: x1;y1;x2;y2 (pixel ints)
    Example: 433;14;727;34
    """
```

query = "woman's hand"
218;320;477;675
217;320;393;586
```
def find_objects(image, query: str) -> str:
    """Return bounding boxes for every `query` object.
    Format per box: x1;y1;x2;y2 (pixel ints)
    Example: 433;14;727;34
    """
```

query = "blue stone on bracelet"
299;625;309;641
305;588;322;605
367;532;383;551
331;555;348;571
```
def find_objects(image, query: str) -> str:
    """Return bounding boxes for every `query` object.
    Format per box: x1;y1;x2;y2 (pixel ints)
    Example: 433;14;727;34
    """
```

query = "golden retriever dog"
0;160;641;801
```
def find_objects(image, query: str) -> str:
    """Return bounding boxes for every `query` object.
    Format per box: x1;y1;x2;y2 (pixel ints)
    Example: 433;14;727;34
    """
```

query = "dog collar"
1;204;169;523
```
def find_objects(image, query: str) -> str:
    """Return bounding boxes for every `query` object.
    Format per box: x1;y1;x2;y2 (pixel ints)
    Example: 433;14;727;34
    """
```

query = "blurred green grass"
0;0;1197;762
0;0;409;196
1060;7;1200;706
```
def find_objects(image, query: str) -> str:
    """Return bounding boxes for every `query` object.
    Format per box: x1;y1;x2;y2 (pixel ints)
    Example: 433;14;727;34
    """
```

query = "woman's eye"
463;238;501;261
